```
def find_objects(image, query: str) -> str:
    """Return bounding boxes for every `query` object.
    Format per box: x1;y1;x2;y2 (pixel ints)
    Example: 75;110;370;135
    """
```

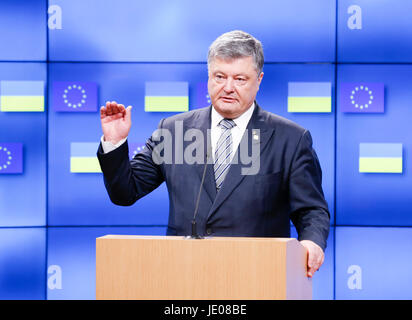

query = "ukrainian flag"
288;82;331;113
359;143;403;173
0;80;44;112
70;142;101;173
145;81;188;112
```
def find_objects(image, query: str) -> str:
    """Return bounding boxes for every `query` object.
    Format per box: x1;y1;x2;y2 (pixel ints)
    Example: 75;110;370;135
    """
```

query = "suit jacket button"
206;228;212;235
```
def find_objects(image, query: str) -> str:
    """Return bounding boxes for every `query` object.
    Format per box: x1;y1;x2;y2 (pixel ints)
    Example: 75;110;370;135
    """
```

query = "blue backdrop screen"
338;0;412;62
0;0;46;61
0;228;46;299
336;65;412;226
0;63;47;227
48;0;335;62
46;226;166;299
1;0;412;300
336;227;412;299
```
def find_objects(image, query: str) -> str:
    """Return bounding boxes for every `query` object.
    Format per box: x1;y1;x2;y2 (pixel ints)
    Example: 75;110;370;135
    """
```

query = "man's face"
208;56;263;119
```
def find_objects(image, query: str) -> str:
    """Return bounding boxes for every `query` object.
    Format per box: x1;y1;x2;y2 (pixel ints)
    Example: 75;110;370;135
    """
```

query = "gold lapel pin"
252;130;259;141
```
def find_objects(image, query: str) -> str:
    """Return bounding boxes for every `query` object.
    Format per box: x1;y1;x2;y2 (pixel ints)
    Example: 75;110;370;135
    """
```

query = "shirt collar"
211;102;255;131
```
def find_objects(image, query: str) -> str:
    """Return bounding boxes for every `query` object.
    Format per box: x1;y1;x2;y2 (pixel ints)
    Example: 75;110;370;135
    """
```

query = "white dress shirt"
101;102;256;157
101;135;127;154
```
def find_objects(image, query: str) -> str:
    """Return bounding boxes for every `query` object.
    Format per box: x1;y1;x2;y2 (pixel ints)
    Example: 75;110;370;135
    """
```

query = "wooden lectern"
96;235;311;300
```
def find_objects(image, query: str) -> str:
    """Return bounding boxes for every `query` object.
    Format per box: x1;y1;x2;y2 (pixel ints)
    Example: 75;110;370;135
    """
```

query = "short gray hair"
207;30;264;76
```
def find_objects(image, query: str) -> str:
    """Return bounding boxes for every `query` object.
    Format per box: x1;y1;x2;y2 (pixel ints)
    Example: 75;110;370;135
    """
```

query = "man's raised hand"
100;101;132;145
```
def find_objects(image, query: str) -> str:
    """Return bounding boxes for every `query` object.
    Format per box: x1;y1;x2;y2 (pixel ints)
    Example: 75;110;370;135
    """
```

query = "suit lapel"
189;106;217;203
206;103;275;220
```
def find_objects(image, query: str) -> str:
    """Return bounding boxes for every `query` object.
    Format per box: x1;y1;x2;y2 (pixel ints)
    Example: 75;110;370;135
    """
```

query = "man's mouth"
220;96;237;103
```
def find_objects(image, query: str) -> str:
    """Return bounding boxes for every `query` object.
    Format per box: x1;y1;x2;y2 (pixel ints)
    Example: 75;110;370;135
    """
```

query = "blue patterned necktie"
214;118;236;190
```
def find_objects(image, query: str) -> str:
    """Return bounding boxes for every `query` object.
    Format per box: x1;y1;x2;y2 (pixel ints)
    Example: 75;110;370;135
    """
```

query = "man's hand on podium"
100;101;132;145
300;240;324;278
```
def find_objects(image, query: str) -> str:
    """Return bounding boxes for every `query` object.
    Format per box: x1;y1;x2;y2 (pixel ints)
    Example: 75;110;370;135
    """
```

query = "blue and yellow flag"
359;143;402;173
70;142;101;173
288;82;331;113
145;81;188;112
0;80;44;112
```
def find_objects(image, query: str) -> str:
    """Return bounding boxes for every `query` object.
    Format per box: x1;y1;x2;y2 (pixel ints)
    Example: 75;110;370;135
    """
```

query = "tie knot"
219;118;236;130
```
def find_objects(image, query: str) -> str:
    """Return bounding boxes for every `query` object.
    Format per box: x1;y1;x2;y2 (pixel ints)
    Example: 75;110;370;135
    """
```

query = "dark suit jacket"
97;102;330;250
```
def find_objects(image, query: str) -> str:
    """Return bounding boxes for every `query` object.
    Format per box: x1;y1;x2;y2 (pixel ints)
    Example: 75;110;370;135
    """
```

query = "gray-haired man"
98;30;330;278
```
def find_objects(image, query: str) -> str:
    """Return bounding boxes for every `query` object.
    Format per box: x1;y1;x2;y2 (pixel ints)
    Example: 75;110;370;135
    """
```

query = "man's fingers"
305;246;324;277
118;104;126;114
100;106;106;118
308;252;322;268
307;257;319;277
106;101;112;115
308;253;324;277
110;101;119;114
125;105;132;121
300;240;325;277
101;101;131;127
307;255;317;277
103;101;127;117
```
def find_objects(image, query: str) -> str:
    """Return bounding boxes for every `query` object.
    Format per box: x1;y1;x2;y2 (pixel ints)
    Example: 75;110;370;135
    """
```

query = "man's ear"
257;72;264;90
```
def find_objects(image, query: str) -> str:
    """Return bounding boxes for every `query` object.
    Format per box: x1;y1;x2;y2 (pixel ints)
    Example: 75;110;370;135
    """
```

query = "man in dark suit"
97;30;330;277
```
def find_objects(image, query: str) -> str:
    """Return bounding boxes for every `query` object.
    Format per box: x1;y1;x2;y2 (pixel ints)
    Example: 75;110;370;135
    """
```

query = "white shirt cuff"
100;135;127;154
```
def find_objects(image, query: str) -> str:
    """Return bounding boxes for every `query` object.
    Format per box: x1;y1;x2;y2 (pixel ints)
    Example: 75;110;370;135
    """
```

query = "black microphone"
188;147;212;239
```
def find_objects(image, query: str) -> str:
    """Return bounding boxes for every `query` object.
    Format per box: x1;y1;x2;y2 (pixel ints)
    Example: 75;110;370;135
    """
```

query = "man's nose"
223;78;235;93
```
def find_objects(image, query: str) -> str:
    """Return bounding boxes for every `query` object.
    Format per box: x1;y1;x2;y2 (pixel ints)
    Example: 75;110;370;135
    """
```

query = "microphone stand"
187;149;211;239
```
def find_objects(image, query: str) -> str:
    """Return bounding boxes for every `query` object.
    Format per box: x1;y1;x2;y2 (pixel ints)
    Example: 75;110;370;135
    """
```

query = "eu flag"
52;82;98;112
0;143;23;174
195;82;211;109
128;142;147;160
340;83;384;113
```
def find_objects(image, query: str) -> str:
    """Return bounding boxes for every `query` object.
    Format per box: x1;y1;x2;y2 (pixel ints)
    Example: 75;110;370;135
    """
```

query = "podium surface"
96;235;311;300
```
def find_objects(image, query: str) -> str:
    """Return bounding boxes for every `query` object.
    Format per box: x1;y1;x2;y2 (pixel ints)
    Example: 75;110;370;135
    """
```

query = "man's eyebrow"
213;71;248;77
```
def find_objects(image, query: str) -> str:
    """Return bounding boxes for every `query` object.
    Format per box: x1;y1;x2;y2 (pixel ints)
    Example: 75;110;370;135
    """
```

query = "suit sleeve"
289;130;330;251
97;121;165;206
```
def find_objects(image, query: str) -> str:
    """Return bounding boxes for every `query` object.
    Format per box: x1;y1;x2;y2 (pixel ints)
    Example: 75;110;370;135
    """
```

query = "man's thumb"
125;105;132;122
